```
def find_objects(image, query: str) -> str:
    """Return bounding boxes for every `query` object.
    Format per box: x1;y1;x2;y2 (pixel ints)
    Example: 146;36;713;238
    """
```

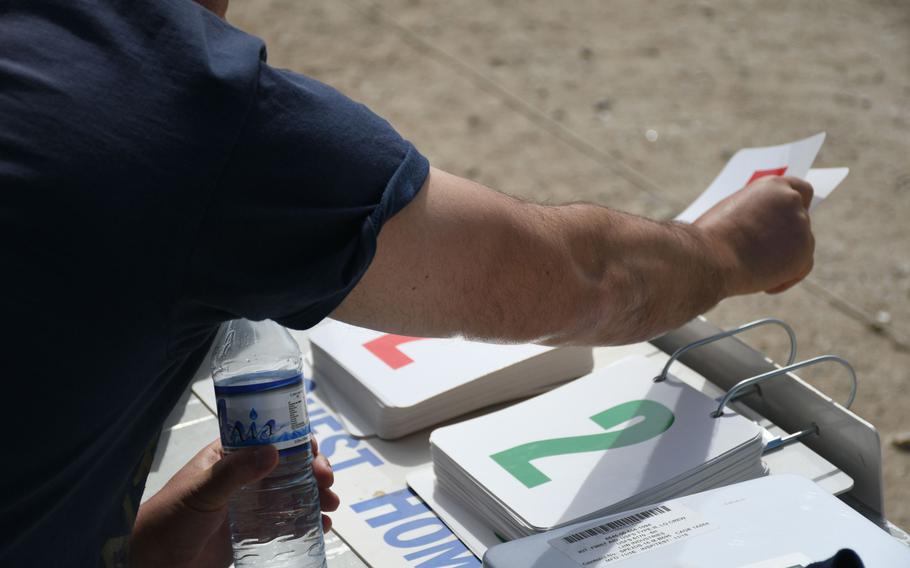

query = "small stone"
892;432;910;451
594;98;612;112
645;129;659;142
875;310;892;325
898;174;910;193
869;310;893;333
697;1;716;19
642;45;661;58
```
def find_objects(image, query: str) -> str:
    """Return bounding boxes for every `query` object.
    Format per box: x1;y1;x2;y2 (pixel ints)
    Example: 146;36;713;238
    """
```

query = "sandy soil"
228;0;909;527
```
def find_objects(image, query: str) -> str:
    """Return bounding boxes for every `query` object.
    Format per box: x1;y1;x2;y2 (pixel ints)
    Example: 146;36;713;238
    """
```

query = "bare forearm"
530;203;726;345
335;169;728;345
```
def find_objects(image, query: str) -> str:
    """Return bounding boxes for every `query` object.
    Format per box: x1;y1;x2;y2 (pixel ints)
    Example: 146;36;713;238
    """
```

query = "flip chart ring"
711;355;858;419
654;318;797;382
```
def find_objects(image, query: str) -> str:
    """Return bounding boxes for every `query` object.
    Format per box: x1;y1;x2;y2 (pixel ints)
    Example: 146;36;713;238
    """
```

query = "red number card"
746;167;788;185
363;334;425;370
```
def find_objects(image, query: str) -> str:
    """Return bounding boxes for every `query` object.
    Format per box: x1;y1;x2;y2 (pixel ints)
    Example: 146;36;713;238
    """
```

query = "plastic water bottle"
212;319;327;568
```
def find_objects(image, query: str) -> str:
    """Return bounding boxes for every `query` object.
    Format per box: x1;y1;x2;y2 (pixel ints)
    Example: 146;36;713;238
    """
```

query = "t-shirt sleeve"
186;64;429;329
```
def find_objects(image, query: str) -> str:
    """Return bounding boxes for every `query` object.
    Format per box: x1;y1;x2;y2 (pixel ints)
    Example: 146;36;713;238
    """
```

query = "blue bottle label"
215;374;311;451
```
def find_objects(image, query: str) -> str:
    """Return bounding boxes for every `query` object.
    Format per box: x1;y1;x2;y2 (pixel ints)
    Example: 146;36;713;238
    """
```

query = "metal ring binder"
653;317;884;518
712;354;858;419
654;318;797;383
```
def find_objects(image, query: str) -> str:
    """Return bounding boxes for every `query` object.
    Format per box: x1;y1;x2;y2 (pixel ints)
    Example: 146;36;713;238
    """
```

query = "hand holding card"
675;133;847;223
675;133;847;295
693;174;816;296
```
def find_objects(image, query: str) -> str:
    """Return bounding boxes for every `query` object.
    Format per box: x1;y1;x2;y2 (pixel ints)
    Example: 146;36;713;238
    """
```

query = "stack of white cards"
308;319;594;439
429;355;766;539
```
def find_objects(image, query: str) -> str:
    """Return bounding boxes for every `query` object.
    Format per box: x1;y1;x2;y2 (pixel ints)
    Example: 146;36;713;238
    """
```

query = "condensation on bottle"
212;319;327;568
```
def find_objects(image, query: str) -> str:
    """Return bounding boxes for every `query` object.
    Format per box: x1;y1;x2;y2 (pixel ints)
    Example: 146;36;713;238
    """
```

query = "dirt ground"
228;0;910;527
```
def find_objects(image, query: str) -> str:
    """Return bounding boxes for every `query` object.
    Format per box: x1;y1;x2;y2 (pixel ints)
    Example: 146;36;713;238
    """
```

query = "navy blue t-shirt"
0;0;428;565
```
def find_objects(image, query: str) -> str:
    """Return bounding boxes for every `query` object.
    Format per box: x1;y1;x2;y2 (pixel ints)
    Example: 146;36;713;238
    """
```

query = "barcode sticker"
561;505;672;543
548;504;715;566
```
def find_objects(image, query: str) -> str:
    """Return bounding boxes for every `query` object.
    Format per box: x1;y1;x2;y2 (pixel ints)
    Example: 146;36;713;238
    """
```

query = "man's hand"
694;175;815;296
131;438;339;568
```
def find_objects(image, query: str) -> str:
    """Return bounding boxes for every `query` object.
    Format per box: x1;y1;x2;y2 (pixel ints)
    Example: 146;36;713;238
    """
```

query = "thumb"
188;445;279;512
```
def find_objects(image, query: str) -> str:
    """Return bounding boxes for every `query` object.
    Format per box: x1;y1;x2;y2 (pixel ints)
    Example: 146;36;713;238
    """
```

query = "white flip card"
310;321;555;408
308;319;592;438
675;133;847;222
430;355;762;532
804;167;849;209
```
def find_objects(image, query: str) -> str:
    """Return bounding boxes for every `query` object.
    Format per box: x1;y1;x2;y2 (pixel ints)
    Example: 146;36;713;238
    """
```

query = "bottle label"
215;374;311;452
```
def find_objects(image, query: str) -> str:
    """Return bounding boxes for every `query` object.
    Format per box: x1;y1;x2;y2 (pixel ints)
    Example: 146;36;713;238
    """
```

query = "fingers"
320;488;340;512
783;176;814;209
183;436;336;519
322;514;333;533
313;452;339;510
765;255;814;294
212;518;235;567
186;445;279;513
313;454;334;489
311;435;319;457
195;439;226;470
765;278;799;295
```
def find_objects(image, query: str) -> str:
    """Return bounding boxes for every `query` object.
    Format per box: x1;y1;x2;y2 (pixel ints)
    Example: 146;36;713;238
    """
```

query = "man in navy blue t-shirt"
0;1;826;566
